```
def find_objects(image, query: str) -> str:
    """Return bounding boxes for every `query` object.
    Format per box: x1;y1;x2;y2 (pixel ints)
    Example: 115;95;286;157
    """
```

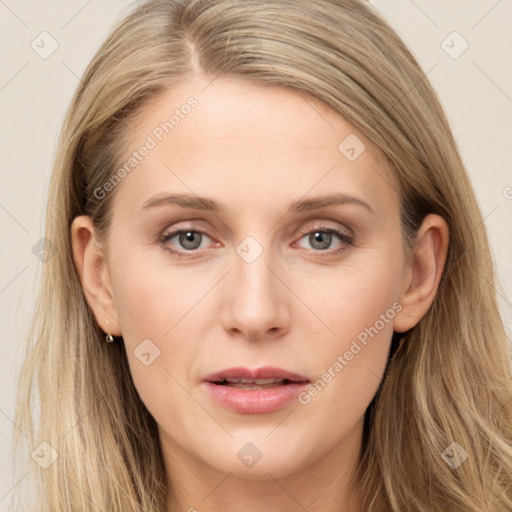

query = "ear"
393;213;449;333
70;215;122;336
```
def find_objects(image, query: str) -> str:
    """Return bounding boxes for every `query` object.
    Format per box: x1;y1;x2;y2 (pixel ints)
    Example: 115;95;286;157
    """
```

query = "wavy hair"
14;0;512;510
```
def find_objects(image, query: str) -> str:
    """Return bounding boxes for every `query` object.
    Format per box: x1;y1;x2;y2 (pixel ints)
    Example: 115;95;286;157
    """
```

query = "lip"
202;366;310;414
203;366;309;383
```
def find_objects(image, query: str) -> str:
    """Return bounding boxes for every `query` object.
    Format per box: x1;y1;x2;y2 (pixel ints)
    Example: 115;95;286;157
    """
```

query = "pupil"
311;231;331;250
180;231;201;250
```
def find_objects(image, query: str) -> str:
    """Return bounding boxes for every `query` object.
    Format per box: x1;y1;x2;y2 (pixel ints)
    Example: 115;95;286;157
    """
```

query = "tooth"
254;378;284;384
223;378;285;384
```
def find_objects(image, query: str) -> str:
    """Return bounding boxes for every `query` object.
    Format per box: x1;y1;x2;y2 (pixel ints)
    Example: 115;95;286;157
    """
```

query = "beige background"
1;0;511;506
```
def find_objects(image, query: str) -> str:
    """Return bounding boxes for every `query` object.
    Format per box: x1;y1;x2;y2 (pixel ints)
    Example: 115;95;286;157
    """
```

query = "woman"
14;0;512;510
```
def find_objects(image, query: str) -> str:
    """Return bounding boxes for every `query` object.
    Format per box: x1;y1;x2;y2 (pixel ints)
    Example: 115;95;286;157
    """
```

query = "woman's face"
89;77;413;479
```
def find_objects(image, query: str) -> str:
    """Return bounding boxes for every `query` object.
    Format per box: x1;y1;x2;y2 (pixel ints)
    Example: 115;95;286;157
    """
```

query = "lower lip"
203;381;310;414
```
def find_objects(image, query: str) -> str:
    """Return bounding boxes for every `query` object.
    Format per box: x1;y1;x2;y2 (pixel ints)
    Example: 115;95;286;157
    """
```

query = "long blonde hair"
14;0;512;510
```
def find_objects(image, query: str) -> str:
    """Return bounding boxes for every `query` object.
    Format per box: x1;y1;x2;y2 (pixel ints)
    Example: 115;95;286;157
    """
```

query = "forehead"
114;77;399;219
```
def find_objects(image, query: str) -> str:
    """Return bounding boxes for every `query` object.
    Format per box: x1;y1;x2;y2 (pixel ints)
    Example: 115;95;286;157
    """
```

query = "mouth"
202;366;310;413
212;378;307;390
203;366;310;387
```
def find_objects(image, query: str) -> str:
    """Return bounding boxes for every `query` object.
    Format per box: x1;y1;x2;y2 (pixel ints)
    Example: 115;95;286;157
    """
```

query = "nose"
220;243;291;342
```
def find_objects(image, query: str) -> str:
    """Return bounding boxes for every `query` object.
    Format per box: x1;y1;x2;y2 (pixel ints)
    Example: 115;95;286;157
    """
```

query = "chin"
219;456;305;480
201;437;311;480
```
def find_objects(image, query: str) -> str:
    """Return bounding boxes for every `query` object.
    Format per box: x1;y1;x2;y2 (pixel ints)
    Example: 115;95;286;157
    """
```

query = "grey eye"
177;231;203;250
162;230;211;251
308;231;333;250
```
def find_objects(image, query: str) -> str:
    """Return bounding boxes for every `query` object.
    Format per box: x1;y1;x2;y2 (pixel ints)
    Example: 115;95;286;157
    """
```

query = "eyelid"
294;220;353;240
161;219;353;240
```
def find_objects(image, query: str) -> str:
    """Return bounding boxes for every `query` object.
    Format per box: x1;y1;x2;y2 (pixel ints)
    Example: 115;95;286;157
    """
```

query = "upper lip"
203;366;310;383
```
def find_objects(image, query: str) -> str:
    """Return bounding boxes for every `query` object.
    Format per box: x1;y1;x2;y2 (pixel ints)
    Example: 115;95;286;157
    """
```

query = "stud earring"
104;320;114;342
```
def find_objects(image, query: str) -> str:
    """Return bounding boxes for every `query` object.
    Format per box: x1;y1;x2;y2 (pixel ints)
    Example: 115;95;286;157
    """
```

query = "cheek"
300;249;401;348
293;254;401;415
106;249;200;403
108;245;203;336
110;267;201;438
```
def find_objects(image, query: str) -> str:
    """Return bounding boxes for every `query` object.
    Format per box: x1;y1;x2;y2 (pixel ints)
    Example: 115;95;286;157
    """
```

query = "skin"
71;76;449;512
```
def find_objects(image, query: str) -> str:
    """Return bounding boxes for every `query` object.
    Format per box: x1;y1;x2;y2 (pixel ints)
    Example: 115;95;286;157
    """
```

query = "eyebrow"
141;193;374;215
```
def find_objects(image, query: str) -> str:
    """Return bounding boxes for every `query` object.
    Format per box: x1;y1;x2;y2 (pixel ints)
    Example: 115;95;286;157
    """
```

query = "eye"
160;228;213;255
295;225;354;254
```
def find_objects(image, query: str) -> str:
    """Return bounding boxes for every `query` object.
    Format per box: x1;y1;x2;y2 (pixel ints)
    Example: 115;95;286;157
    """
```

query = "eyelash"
158;223;354;259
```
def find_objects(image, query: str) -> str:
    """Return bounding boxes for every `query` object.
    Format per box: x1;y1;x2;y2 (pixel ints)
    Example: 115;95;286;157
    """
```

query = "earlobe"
393;214;449;333
70;215;122;336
